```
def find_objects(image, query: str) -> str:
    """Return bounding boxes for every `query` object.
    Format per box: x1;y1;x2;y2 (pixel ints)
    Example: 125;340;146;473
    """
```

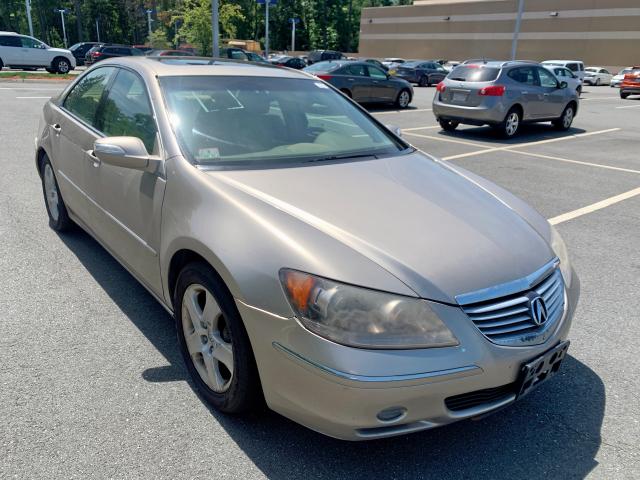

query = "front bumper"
238;268;580;440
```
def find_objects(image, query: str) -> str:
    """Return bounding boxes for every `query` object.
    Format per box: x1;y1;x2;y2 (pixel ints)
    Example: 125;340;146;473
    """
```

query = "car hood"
207;152;554;304
48;47;72;55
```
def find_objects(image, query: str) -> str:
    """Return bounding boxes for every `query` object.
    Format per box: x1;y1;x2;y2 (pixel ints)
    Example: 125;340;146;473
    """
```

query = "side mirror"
559;81;568;89
93;137;159;171
386;124;402;137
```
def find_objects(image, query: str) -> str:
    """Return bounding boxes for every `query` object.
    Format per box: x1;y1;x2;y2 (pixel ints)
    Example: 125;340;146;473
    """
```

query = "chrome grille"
458;263;565;346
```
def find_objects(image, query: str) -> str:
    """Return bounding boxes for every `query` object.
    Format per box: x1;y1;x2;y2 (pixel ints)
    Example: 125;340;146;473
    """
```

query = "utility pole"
265;0;270;57
74;0;82;42
211;0;219;56
146;9;153;41
55;8;68;48
25;0;34;37
289;18;299;52
95;18;100;42
511;0;525;60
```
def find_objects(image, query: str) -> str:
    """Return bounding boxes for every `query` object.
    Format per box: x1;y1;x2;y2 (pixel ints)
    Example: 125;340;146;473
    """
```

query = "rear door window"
507;67;539;86
346;64;367;76
566;63;578;72
63;67;116;127
448;65;500;82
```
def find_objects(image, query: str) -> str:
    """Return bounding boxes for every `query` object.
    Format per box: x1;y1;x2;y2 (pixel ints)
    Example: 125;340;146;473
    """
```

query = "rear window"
304;61;341;73
448;65;500;82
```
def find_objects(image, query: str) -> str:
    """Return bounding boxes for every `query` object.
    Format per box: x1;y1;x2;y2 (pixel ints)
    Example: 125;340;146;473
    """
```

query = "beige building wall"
359;0;640;71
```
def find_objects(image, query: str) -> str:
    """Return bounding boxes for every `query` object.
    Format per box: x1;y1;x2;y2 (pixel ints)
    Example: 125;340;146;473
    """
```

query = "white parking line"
508;149;640;175
548;187;640;225
373;108;432;115
16;96;51;99
404;131;490;148
616;104;640;109
402;125;441;131
580;96;621;101
0;87;63;91
442;128;621;161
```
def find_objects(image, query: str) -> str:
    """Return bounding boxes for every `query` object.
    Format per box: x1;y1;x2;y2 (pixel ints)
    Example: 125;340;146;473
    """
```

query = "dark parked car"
307;50;345;65
304;60;413;108
270;56;307;69
146;49;196;57
360;58;389;72
394;60;448;87
68;42;101;66
85;44;144;66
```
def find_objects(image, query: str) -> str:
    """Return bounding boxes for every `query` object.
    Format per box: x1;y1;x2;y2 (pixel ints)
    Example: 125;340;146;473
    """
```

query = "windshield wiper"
306;153;378;163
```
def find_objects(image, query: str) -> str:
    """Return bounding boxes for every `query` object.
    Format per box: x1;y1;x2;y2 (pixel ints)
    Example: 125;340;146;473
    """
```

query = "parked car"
394;60;448;87
443;61;461;72
543;65;582;96
619;67;640;99
611;68;633;88
147;49;196;57
219;47;253;61
360;58;389;72
85;44;144;66
68;41;101;66
270;56;307;69
133;45;154;54
246;52;269;64
0;31;75;73
583;67;612;86
307;49;345;64
36;56;577;440
433;61;579;137
382;57;404;67
541;60;585;81
304;60;413;108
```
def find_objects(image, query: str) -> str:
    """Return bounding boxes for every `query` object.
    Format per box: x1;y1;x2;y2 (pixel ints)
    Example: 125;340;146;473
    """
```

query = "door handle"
51;123;62;133
348;78;355;81
86;150;101;168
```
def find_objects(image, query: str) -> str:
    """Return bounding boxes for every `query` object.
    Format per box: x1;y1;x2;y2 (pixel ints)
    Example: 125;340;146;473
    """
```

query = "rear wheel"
553;104;575;130
439;119;459;132
496;108;521;138
40;156;73;231
418;76;428;87
175;262;262;413
395;89;411;108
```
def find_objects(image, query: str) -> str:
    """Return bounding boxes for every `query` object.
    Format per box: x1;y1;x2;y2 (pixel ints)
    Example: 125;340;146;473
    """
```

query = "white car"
583;67;612;86
544;65;583;96
611;68;633;88
541;60;585;82
0;31;76;74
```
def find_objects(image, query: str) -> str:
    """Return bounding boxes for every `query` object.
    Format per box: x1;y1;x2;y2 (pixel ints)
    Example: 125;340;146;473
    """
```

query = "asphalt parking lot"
1;80;638;479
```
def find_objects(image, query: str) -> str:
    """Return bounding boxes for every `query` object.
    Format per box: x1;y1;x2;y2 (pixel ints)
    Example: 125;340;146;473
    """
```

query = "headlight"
550;225;572;286
279;269;458;349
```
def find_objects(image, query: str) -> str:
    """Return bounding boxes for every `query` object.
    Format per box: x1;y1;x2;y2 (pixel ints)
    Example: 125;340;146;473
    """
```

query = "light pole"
289;18;299;52
54;8;68;48
265;0;270;57
95;18;100;42
511;0;525;60
146;9;153;40
25;0;34;37
211;0;219;56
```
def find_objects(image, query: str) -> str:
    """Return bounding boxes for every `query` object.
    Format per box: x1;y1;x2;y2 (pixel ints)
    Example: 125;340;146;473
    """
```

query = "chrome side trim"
455;257;560;306
273;342;482;387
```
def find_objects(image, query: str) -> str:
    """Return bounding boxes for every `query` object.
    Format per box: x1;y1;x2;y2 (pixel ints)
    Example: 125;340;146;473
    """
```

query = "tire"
0;58;4;70
576;86;582;97
53;57;71;74
395;89;411;108
595;78;600;86
175;262;262;413
418;75;428;87
620;92;629;99
439;119;459;132
39;155;73;231
496;107;522;138
45;68;55;74
553;104;575;131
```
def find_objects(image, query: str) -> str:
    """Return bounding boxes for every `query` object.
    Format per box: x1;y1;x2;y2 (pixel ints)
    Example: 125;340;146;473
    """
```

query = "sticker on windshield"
314;82;329;89
197;147;220;160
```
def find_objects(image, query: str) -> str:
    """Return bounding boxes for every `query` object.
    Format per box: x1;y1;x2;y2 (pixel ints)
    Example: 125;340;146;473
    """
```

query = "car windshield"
618;69;632;75
448;65;500;82
160;76;407;167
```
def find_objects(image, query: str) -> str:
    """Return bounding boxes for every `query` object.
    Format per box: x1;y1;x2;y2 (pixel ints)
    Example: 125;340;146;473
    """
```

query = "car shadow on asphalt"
435;124;588;147
59;228;605;480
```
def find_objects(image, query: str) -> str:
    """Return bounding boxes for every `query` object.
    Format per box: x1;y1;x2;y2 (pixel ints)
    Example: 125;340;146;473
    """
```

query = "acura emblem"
529;295;548;326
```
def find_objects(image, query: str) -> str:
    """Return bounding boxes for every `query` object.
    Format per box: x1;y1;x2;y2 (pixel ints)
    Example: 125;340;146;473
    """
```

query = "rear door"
343;64;371;102
367;65;395;101
507;66;545;119
0;34;22;65
536;67;565;118
87;67;165;294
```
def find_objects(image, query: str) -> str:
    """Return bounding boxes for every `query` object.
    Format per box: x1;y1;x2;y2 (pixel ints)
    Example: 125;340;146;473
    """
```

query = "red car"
620;66;640;99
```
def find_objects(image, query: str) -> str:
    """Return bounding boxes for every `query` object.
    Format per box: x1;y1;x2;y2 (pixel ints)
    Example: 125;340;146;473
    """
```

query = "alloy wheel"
43;164;60;222
181;283;234;393
505;112;519;136
563;107;574;128
58;60;69;73
398;91;410;108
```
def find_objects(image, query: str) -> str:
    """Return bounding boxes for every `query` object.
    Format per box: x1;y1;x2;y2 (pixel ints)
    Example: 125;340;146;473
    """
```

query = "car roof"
91;56;312;79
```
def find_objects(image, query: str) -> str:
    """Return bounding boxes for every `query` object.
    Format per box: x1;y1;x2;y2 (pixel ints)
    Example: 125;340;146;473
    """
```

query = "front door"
86;67;165;295
19;36;50;66
537;67;565;118
367;65;395;102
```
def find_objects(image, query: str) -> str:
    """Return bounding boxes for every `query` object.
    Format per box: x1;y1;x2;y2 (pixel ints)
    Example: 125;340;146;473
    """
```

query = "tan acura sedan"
36;57;578;440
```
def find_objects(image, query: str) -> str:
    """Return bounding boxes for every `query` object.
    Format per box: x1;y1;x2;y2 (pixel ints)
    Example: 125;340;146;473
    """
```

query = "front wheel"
175;262;262;413
595;78;600;86
439;119;459;131
395;89;411;108
553;104;575;131
54;57;71;74
40;156;73;231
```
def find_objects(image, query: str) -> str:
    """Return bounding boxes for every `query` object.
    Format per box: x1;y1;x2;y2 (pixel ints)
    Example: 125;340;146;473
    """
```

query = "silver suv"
433;61;579;138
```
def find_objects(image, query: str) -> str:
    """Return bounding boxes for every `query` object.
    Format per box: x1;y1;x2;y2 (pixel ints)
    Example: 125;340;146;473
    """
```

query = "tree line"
0;0;409;54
